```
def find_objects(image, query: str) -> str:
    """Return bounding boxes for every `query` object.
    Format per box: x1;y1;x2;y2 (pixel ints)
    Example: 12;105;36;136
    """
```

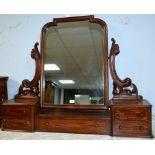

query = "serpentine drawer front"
111;100;152;138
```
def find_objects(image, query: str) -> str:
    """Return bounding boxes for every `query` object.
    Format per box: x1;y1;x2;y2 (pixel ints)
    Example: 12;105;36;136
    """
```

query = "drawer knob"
24;121;30;125
45;122;49;126
139;126;144;131
139;112;145;117
6;110;10;113
23;110;27;114
94;124;101;127
119;125;123;130
114;112;120;118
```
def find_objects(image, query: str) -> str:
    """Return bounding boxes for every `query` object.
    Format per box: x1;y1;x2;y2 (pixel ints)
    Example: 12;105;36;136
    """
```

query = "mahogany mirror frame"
40;15;109;109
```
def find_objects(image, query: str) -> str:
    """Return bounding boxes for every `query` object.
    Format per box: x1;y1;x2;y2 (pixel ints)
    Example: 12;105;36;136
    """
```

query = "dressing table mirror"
1;15;153;138
41;15;109;109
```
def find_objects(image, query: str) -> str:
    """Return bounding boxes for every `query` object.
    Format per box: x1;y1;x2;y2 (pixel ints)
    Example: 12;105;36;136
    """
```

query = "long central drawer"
36;116;111;134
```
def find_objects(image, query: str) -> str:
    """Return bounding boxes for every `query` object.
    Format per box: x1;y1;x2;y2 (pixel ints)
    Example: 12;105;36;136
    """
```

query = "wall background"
0;14;155;120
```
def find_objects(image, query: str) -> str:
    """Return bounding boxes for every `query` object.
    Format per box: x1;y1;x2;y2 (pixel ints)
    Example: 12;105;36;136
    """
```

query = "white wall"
0;14;155;118
0;14;66;99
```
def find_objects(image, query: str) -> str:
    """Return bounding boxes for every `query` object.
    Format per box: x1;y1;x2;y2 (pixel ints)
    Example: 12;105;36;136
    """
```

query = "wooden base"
1;99;153;138
36;109;111;135
2;99;38;132
110;99;153;138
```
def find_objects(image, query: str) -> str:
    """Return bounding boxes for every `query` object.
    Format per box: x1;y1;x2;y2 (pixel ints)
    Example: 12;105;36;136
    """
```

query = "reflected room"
44;20;104;105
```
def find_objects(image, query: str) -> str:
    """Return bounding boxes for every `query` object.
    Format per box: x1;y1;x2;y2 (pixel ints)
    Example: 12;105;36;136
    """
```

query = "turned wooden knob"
6;110;10;113
45;122;49;126
139;126;144;131
23;110;27;114
119;125;123;130
24;121;30;125
139;112;145;117
114;112;120;118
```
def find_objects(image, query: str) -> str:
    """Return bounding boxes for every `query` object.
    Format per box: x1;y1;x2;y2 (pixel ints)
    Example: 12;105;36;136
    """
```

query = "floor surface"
0;128;154;140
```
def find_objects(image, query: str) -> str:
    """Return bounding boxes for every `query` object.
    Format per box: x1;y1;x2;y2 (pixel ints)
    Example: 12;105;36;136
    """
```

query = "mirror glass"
43;20;104;105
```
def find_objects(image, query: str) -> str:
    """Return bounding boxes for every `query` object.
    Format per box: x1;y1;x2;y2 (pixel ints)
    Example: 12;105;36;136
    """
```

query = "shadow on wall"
7;79;20;100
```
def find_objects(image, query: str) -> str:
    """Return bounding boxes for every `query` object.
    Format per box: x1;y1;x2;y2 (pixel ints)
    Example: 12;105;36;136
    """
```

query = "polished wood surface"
2;99;38;132
110;100;153;138
36;109;111;134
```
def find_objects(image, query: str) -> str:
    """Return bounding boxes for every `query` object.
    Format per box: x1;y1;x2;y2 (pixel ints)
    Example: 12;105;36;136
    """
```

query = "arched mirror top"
40;15;109;109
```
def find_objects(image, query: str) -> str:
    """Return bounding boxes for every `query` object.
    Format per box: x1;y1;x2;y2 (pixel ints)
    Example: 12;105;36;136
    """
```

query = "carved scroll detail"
109;38;142;102
15;43;41;99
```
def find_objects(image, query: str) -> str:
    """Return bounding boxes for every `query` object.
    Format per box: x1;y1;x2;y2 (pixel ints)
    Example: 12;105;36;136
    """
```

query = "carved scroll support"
14;43;41;100
109;38;143;102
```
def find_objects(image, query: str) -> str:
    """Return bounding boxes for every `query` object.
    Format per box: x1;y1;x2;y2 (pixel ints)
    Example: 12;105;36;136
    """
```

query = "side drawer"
112;107;149;121
112;120;151;137
2;118;33;131
36;117;111;134
2;105;32;118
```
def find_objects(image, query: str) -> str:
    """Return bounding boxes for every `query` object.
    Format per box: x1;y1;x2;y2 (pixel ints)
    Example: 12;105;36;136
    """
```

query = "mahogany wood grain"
110;99;153;138
2;99;38;132
36;109;111;134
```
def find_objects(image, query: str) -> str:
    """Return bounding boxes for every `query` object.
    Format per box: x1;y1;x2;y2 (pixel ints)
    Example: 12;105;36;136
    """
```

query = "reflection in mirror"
44;20;104;105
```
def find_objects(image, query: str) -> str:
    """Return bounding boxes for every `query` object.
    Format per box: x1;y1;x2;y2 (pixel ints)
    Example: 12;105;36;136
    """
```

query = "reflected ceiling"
44;21;104;89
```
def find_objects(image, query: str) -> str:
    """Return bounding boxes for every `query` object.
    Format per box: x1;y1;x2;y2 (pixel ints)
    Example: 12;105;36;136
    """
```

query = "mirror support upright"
14;42;41;100
109;38;143;102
